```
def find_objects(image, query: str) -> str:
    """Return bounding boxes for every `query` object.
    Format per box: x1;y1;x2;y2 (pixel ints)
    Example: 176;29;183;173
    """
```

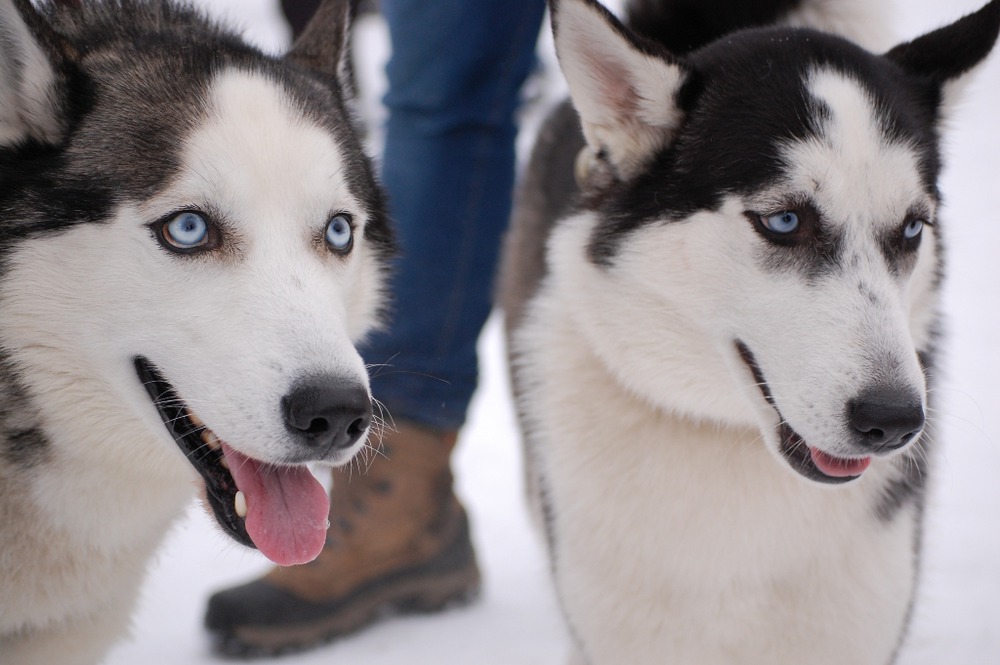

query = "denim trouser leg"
363;0;546;431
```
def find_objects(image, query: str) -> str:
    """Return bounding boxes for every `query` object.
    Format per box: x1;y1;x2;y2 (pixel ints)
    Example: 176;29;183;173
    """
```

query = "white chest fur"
512;273;918;665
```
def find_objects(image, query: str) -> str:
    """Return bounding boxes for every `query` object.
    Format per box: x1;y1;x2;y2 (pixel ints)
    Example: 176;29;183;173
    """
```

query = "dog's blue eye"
325;214;353;253
762;211;800;234
163;212;209;249
903;218;924;240
152;210;219;255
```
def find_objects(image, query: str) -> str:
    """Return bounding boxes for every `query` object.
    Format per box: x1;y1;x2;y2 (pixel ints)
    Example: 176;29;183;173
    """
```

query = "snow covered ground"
106;1;1000;663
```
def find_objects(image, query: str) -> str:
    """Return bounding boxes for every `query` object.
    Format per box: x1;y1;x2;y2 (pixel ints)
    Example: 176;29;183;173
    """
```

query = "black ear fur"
885;0;1000;83
284;0;353;93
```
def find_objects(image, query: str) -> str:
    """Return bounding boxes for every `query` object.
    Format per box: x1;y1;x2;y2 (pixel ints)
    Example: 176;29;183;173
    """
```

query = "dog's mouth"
735;342;871;485
134;356;330;566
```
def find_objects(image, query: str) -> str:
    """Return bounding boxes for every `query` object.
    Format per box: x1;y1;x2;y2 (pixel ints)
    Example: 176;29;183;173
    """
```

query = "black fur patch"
886;0;1000;84
746;202;846;281
0;353;49;468
879;211;929;277
0;0;393;264
626;0;804;54
587;27;943;266
2;428;49;468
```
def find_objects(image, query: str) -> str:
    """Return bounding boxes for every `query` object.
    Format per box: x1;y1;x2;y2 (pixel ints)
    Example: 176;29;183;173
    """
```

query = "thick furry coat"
500;0;1000;663
0;1;392;662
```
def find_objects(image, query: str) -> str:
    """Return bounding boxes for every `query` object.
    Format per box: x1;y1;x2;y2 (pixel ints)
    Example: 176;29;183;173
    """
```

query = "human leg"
367;0;546;431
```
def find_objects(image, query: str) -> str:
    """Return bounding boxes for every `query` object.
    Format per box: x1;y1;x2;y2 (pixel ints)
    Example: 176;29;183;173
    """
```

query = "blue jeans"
363;0;546;431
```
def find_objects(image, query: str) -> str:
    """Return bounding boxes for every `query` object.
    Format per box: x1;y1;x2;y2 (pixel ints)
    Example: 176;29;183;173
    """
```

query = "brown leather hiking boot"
204;422;481;657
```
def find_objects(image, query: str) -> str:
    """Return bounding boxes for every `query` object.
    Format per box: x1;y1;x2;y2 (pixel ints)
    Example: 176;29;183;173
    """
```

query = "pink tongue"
809;447;872;478
222;443;330;566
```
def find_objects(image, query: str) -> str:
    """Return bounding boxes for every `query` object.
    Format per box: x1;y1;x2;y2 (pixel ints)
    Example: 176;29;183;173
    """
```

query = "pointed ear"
549;0;689;182
284;0;354;94
885;0;1000;113
0;0;71;146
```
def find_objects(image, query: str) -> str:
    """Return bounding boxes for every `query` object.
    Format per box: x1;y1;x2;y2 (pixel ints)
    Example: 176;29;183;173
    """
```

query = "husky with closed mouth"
0;0;393;661
500;0;1000;662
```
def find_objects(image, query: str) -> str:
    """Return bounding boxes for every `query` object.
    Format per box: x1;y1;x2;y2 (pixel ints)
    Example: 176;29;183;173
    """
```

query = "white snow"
105;1;1000;663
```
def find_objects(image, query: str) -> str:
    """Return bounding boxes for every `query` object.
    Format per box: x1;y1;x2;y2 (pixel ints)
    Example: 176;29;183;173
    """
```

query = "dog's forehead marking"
780;68;933;228
164;68;357;239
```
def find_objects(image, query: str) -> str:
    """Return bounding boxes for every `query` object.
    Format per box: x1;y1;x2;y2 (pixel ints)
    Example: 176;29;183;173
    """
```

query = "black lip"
735;341;860;485
134;356;255;549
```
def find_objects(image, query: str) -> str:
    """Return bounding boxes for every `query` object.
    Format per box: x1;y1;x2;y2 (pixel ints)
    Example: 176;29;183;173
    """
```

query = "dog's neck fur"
0;344;193;645
514;218;919;662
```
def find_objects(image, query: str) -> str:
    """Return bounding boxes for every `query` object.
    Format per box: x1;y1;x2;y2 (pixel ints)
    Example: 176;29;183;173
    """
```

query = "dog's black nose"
283;380;372;454
848;387;924;454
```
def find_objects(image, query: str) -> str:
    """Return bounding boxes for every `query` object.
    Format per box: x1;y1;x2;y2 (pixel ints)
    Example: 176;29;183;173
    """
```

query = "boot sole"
211;562;482;659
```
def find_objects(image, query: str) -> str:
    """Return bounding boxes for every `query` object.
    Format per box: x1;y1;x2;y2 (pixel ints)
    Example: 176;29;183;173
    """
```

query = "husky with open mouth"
500;0;1000;662
0;0;393;662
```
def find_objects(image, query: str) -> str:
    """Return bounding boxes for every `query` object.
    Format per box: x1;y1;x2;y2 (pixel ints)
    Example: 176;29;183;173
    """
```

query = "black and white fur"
0;1;393;662
500;0;1000;662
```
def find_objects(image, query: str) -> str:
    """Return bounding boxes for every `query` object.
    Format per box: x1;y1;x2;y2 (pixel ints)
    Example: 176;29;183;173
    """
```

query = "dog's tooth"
219;455;230;470
235;491;247;519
